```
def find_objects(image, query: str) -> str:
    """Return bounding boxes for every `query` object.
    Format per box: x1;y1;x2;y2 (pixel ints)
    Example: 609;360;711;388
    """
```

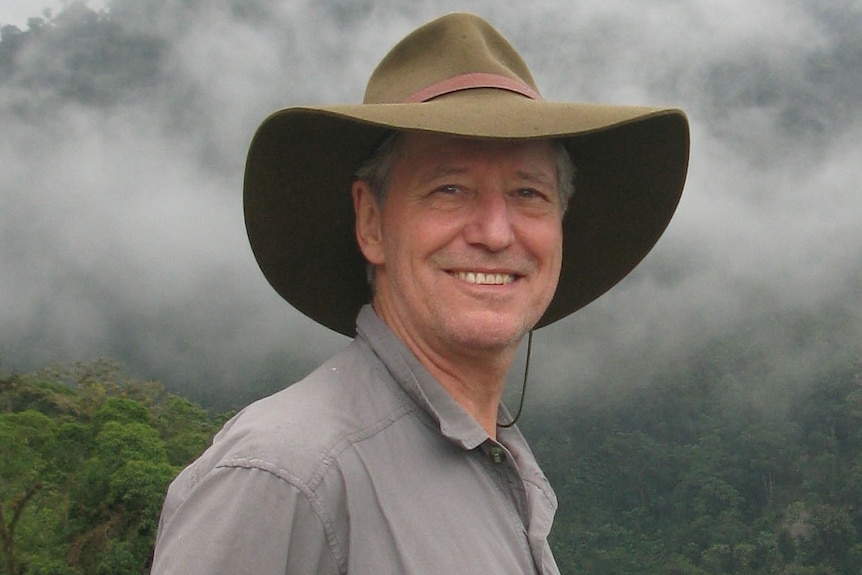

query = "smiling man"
353;133;567;434
151;13;689;575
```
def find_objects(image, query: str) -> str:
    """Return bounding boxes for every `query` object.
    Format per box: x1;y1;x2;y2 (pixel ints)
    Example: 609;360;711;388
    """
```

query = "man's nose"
463;191;514;252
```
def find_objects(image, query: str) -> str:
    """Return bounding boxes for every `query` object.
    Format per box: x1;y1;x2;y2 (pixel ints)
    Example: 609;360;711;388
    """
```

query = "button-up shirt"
152;305;560;575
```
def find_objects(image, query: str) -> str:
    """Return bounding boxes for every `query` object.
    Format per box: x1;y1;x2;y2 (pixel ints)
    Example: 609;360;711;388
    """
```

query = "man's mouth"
452;271;517;285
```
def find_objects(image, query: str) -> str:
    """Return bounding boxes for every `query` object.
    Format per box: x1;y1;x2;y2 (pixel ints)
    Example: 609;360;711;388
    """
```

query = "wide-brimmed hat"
244;12;689;337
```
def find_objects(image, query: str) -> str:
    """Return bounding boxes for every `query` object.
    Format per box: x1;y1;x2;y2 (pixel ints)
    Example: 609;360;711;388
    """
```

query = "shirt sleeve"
151;463;341;575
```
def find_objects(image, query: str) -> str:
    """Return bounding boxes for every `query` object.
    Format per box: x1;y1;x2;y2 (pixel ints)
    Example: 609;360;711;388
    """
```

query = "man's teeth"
454;271;515;285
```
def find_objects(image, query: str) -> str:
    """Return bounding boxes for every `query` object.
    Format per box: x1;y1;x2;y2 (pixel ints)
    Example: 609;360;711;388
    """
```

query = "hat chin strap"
498;329;533;429
405;72;544;103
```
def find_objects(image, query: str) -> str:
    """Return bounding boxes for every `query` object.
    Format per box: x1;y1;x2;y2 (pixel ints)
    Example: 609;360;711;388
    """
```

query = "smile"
453;271;517;285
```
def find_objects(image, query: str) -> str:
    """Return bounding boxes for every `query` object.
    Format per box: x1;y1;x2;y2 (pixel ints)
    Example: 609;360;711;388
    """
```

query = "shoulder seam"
215;457;347;573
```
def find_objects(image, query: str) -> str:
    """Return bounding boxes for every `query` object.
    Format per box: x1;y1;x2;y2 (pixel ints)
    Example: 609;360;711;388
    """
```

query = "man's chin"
442;313;535;352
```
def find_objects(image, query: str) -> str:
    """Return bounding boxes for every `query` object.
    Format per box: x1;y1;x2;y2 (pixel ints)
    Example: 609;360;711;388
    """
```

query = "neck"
370;295;526;439
382;317;518;438
423;348;516;439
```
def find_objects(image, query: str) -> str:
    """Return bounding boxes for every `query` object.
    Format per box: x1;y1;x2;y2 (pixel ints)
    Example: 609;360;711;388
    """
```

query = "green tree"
0;411;55;575
68;418;172;570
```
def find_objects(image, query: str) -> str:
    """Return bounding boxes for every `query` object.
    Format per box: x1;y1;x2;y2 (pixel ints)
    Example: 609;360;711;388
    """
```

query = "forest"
1;360;222;575
2;355;860;574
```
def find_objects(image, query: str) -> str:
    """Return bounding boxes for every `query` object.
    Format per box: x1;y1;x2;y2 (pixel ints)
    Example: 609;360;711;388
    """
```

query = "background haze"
1;0;859;411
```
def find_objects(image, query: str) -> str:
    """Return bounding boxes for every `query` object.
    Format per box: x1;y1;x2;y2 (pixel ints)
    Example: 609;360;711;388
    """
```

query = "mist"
1;0;859;410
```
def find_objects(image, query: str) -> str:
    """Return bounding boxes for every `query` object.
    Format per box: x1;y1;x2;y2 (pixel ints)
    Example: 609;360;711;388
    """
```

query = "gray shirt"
151;305;560;575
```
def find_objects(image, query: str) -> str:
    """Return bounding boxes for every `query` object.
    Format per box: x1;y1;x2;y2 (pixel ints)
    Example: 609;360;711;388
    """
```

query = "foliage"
0;360;221;575
3;353;860;575
525;360;862;575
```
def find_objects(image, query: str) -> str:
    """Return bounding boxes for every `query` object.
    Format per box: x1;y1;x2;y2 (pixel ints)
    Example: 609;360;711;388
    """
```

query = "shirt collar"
354;305;490;450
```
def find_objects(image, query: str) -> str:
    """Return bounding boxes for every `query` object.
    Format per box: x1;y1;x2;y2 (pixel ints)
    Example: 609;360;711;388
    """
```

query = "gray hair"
355;132;576;210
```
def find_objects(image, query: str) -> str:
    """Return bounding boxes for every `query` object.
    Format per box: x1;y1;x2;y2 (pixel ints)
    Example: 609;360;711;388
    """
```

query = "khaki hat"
244;12;689;336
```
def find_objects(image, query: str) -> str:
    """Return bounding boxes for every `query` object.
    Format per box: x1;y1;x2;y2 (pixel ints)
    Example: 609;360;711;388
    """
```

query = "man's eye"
435;185;460;194
515;188;541;199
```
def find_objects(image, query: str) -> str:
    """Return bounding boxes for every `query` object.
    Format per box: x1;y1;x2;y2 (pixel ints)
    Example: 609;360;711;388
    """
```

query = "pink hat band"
405;72;544;103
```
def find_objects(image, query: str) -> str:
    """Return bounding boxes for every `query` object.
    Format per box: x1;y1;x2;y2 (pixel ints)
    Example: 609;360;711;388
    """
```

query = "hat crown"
363;13;540;104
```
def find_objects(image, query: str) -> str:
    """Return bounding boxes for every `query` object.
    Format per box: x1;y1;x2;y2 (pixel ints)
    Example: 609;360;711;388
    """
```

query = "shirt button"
489;445;506;464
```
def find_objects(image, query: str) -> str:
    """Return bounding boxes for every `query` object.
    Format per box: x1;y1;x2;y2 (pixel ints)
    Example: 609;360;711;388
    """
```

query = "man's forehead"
400;131;554;152
398;132;558;175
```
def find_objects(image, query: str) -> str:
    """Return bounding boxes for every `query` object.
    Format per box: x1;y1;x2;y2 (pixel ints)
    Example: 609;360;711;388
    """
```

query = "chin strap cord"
498;329;533;429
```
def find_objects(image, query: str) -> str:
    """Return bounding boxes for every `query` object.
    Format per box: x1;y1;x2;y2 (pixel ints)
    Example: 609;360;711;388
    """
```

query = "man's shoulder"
185;341;410;488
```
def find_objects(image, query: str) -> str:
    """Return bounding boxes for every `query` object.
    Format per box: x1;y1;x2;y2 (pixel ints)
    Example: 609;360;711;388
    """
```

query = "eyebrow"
514;169;556;188
421;165;468;182
419;166;557;188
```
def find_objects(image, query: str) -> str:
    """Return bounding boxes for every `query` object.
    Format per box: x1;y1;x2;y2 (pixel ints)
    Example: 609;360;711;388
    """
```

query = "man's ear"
352;180;385;265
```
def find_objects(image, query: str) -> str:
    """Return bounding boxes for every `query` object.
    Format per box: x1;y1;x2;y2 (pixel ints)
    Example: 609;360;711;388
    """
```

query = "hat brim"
244;90;690;337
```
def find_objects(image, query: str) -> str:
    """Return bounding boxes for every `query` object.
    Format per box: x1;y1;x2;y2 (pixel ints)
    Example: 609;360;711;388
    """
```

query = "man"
151;13;688;575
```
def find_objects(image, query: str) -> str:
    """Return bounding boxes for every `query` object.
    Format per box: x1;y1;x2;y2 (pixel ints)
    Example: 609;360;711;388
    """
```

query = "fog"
1;0;859;410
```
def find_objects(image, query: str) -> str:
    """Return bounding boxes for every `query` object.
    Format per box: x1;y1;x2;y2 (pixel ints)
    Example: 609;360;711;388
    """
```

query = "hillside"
3;356;860;574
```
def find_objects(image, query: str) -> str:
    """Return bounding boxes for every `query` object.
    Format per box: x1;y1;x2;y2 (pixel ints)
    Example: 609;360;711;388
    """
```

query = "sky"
1;0;860;411
1;0;108;28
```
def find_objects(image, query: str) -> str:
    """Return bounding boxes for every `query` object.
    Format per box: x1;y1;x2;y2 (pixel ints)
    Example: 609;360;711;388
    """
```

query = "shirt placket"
481;440;539;574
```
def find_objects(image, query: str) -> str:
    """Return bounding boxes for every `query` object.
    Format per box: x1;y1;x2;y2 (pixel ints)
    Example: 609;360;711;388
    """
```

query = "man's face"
354;133;564;358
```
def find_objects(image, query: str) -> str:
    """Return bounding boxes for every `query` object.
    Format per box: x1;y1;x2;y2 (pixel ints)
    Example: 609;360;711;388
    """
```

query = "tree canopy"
2;355;861;574
0;360;223;574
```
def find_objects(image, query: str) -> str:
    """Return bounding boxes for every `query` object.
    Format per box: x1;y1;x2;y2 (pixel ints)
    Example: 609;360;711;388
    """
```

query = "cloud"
1;0;860;411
